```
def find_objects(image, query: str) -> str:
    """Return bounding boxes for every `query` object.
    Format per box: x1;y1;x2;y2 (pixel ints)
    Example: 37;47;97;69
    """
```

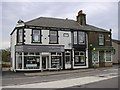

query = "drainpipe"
109;29;112;46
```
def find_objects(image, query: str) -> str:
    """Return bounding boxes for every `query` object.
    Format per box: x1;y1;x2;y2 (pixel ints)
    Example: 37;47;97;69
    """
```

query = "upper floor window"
73;32;77;44
32;29;41;43
73;31;85;44
49;30;58;44
99;34;104;45
78;32;85;44
17;29;23;43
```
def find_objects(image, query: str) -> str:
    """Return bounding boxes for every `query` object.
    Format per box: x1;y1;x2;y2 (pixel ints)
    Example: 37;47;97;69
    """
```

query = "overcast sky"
1;1;118;49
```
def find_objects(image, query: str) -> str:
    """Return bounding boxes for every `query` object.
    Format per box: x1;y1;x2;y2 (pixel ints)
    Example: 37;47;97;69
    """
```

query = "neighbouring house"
10;10;113;72
74;10;114;68
112;39;120;64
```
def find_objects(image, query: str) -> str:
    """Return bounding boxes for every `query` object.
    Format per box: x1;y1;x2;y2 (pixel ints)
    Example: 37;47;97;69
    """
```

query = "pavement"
23;65;118;76
2;65;118;77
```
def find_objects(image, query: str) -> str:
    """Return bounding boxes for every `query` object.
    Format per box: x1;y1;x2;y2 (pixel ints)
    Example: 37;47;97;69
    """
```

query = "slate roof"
25;17;89;31
84;24;110;32
25;17;109;32
112;39;120;44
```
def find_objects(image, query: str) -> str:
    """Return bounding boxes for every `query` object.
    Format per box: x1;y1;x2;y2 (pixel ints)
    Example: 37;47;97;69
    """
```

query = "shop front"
72;47;88;69
15;45;64;71
92;47;114;67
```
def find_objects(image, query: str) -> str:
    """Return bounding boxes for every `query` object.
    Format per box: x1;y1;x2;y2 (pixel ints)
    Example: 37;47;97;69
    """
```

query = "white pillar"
49;55;51;69
40;54;42;70
72;48;74;69
16;53;18;69
46;57;48;69
22;52;24;69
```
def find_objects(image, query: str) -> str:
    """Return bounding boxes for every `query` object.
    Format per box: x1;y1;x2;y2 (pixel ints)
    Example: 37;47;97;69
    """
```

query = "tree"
1;48;10;62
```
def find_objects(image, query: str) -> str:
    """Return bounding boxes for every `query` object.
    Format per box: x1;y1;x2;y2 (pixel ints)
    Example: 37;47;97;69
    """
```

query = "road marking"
3;74;118;88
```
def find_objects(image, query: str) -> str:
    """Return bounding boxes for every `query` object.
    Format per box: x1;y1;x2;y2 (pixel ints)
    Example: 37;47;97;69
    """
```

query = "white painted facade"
10;25;88;71
10;30;17;71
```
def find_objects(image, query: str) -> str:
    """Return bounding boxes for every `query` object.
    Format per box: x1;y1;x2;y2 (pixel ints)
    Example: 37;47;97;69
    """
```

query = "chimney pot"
78;10;83;15
76;10;86;25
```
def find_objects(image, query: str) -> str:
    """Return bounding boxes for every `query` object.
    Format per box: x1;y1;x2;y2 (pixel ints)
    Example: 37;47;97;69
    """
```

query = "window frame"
78;31;85;44
105;51;112;62
73;31;77;44
74;51;86;66
99;34;104;45
73;31;86;45
49;30;58;44
31;29;42;43
51;52;62;68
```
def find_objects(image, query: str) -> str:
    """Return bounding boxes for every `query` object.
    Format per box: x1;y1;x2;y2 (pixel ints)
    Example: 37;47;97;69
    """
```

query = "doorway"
99;51;105;67
65;51;71;69
42;56;49;69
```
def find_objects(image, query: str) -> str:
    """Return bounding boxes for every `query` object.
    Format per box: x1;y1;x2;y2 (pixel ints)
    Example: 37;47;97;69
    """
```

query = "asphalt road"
69;77;119;88
2;66;119;88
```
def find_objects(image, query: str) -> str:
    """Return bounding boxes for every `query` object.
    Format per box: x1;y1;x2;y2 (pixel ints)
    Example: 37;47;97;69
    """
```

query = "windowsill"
74;64;86;66
99;44;104;46
49;43;59;44
73;43;85;45
31;42;42;43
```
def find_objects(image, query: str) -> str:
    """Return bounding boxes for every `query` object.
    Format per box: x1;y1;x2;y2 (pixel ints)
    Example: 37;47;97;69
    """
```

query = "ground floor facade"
88;47;113;68
11;45;88;71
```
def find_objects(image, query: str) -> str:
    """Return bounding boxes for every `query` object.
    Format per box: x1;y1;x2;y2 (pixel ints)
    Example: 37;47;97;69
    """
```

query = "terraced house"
10;10;113;72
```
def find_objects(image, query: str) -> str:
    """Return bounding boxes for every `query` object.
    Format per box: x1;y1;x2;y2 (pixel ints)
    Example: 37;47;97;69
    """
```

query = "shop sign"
16;45;64;52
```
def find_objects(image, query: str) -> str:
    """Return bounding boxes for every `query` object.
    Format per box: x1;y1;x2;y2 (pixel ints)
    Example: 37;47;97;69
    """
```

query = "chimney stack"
76;10;86;25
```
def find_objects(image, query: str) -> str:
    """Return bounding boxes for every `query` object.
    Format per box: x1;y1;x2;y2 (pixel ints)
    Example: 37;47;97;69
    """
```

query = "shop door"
65;51;71;69
99;51;105;67
42;56;49;69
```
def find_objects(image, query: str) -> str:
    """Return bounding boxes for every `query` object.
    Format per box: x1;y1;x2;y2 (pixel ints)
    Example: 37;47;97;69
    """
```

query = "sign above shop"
15;45;64;52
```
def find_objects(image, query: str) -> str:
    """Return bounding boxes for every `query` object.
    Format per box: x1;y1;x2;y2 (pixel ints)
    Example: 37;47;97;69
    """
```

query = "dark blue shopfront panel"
15;45;64;52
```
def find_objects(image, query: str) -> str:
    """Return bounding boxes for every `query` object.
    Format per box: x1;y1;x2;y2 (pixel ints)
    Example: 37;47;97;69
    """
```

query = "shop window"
92;51;99;62
17;29;23;43
24;56;40;69
16;52;22;69
49;30;58;44
32;29;41;43
16;52;40;69
74;51;85;66
99;34;104;45
106;51;111;62
51;52;62;68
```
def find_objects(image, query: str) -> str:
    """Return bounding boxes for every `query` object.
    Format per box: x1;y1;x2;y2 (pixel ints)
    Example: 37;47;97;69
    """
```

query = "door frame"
99;51;105;67
41;52;50;70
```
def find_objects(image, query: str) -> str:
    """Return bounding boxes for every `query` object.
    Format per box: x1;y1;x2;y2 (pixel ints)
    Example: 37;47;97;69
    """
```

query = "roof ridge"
25;16;75;23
